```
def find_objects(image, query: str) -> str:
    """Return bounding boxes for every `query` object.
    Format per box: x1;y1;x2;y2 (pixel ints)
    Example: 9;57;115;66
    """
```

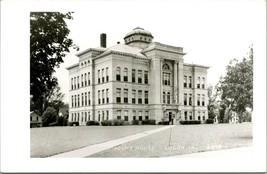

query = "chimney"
117;41;120;44
100;33;106;48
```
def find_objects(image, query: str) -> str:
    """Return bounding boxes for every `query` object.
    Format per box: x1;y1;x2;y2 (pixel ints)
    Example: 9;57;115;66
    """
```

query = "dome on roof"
124;27;153;39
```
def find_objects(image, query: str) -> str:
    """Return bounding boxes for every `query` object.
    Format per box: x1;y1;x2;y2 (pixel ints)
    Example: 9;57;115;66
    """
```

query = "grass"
31;125;163;157
89;123;253;157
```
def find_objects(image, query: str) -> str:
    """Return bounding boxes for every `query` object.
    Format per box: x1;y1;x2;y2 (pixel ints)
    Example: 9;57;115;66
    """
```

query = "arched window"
163;92;166;104
163;64;170;70
162;64;171;85
116;67;121;81
123;68;128;82
167;92;171;104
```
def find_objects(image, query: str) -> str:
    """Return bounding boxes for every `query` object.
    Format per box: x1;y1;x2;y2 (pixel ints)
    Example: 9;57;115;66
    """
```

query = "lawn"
89;123;253;157
31;125;163;157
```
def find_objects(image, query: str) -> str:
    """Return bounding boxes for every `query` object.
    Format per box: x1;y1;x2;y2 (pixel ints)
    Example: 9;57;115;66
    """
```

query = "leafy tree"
42;107;57;127
219;46;253;123
207;85;220;120
46;86;65;113
30;12;78;114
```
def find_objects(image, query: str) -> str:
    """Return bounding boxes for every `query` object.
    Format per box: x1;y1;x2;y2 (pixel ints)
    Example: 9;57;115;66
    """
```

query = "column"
173;60;178;103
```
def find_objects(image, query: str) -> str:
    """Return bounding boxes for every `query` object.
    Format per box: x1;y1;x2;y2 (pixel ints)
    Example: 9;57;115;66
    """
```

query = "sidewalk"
50;125;175;158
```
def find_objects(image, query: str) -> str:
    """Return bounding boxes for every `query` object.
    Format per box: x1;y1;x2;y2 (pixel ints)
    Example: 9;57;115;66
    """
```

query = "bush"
179;120;201;125
101;120;114;126
158;121;170;125
206;118;214;124
58;116;68;126
42;107;57;127
142;119;156;125
113;119;124;126
123;121;130;125
68;121;79;126
86;121;100;126
132;120;140;125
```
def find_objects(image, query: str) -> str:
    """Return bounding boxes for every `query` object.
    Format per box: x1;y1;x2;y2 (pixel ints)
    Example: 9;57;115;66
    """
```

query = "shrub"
113;119;124;126
142;119;156;125
132;120;140;125
68;121;79;126
206;118;214;124
123;121;130;125
179;120;201;125
101;120;114;126
58;116;68;126
86;121;100;126
158;121;170;125
42;107;57;127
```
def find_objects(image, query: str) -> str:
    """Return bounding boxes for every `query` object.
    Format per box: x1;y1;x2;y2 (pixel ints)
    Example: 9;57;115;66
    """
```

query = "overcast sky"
52;0;265;103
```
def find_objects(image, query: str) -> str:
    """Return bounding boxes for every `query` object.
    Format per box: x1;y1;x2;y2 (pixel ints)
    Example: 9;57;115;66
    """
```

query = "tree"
30;12;78;114
207;84;220;120
219;46;253;123
42;107;57;127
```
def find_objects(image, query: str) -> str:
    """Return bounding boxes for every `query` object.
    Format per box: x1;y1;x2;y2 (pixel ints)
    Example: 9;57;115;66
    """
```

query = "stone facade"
67;27;209;125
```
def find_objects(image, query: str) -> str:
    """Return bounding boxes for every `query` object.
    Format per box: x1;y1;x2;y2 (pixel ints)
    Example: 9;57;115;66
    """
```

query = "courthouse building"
67;27;209;125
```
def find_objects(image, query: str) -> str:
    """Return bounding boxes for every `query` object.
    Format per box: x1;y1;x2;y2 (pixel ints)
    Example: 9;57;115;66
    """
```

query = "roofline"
183;63;210;69
75;48;106;57
142;42;186;55
123;33;154;39
66;63;79;70
93;50;150;61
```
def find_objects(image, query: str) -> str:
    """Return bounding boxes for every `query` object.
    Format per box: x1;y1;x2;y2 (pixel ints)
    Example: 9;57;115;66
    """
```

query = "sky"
50;0;265;103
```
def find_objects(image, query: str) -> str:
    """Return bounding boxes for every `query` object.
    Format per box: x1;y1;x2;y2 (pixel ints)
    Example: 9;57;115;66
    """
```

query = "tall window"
102;111;105;121
116;67;121;81
133;110;136;120
106;110;109;120
98;70;101;84
106;67;109;82
197;94;200;106
81;93;84;106
167;92;171;104
116;88;121;103
132;69;136;83
77;94;80;107
163;73;170;85
102;90;105;104
98;90;101;104
124;89;128;103
123;68;128;82
102;69;105;83
184;93;187;105
84;73;87;86
81;112;84;122
197;77;200;88
71;96;74;108
77;76;79;88
124;110;129;121
145;91;149;104
202;77;205;89
144;71;148;84
198;112;201;120
145;111;149;120
117;110;121;120
88;92;91;105
138;111;142;121
81;74;84;87
71;78;73;90
75;95;77;107
88;72;90;85
202;94;205;106
189;94;192;106
138;90;142;104
106;89;109;103
85;93;87;105
132;90;136;104
202;112;205;121
85;112;87;122
189;112;192;120
184;76;187;88
138;70;142;83
98;111;101;122
77;113;80;122
184;111;187;120
74;77;76;89
92;112;95;121
163;92;166;103
189;76;192;88
74;113;76;121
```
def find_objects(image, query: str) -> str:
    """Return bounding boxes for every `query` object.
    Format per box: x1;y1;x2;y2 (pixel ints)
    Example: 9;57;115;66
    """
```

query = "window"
75;95;77;107
184;93;187;105
74;77;76;89
106;110;109;120
163;92;166;103
102;111;105;121
77;94;80;107
98;111;101;122
145;111;149;120
88;72;90;85
202;112;205;121
138;111;142;121
198;112;201;120
132;90;136;104
189;76;192;88
138;90;142;104
88;92;91;105
116;67;121;81
197;94;200;106
85;112;87;122
184;76;187;88
132;69;136;83
85;93;87;106
92;112;95;121
202;94;205;106
81;74;84;87
98;70;101;84
71;96;74;108
81;112;84;122
144;71;148;84
81;93;84;106
116;88;121;103
98;90;101;104
124;89;128;103
163;73;170;85
117;110;121;120
124;110;129;121
77;76;79;88
71;78;73;90
74;113;76;121
102;69;105;83
184;111;187;120
189;112;192;120
145;91;149;104
133;110;136;120
202;77;205;89
77;113;80;122
106;89;109;103
163;64;170;70
106;67;109;82
138;70;142;83
189;94;192;106
123;68;128;82
197;77;200;88
102;90;105;104
167;92;171;104
71;113;73;121
84;73;87;86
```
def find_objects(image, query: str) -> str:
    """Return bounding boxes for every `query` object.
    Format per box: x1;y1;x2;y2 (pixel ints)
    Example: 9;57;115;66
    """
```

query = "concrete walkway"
50;125;175;158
